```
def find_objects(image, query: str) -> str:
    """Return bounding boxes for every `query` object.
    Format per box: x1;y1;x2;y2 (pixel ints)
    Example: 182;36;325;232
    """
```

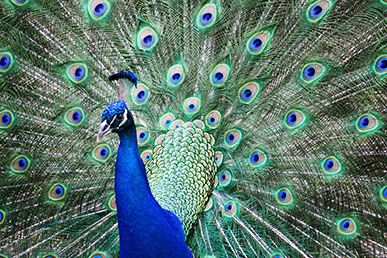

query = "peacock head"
97;100;134;141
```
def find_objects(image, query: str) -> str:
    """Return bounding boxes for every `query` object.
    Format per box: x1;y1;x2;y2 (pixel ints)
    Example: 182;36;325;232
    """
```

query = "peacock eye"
116;113;124;122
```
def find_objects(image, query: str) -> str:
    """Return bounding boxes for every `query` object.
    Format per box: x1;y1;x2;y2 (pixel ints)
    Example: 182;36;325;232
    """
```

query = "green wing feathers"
1;0;387;257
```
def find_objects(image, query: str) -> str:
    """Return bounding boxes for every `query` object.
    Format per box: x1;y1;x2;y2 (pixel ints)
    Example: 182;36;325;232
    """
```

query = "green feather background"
0;0;386;257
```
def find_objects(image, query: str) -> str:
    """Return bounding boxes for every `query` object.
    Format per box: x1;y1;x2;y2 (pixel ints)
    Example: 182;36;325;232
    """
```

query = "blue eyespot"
74;66;85;80
197;4;217;28
0;210;4;224
65;107;84;126
376;57;387;73
0;52;13;72
224;129;242;148
359;116;369;129
285;110;306;129
241;88;252;100
276;188;293;205
251;152;260;164
341;220;350;230
303;66;316;79
18;157;27;170
223;200;238;217
99;147;109;159
72;110;82;123
324;158;334;171
165;119;172;126
94;256;102;258
0;55;10;69
220;172;226;182
214;156;218;162
136;90;148;102
200;12;213;25
11;155;30;173
356;114;379;133
142;35;155;47
139;131;148;141
250;38;263;51
208;117;216;125
1;112;11;126
383;187;387;198
49;183;67;201
93;3;107;16
227;133;235;143
89;0;110;19
287;112;297;125
188;104;196;111
171;73;182;83
55;186;64;197
213;72;224;83
310;4;323;18
279;190;287;201
146;155;151;160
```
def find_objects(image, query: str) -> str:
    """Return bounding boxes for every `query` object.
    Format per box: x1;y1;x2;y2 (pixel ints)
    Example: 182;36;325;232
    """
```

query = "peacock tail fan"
1;0;386;257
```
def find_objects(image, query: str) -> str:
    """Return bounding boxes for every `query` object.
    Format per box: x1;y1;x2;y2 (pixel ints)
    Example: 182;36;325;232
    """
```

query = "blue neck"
115;124;191;257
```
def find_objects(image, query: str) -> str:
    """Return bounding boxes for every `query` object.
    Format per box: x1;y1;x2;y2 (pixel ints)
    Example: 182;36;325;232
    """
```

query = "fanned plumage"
1;0;386;257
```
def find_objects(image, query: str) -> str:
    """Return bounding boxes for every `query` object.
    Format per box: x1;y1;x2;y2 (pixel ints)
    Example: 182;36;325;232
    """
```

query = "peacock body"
0;0;387;257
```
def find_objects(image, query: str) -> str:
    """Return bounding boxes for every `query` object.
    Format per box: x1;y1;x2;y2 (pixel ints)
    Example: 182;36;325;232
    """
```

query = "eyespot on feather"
222;200;238;218
131;83;150;105
270;253;284;258
167;64;185;87
322;156;342;175
218;170;232;187
42;254;58;258
92;144;112;162
300;63;325;83
155;135;165;145
89;253;106;258
137;26;159;51
214;151;223;166
170;119;184;130
307;1;332;22
11;155;30;173
89;0;110;20
141;150;153;163
246;31;271;55
160;113;175;128
356;114;379;133
183;97;201;115
0;52;13;72
276;187;293;205
64;107;85;126
380;186;387;203
238;82;260;104
249;149;267;168
0;210;5;225
374;55;387;74
0;110;14;129
49;183;67;201
193;120;205;129
224;129;242;148
337;218;357;235
67;63;88;83
108;195;117;211
210;64;230;87
205;110;221;129
196;3;217;29
284;110;306;129
204;197;213;212
137;128;150;145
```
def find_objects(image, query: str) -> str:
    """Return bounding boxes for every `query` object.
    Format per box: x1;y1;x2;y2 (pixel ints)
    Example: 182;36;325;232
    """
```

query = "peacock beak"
97;120;112;142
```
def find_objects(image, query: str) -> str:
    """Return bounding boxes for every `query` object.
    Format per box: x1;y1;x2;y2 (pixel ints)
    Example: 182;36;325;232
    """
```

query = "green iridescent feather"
0;0;386;257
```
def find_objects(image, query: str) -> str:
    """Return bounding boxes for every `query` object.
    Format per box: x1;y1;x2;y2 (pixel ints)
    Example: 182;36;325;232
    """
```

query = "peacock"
0;0;386;257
